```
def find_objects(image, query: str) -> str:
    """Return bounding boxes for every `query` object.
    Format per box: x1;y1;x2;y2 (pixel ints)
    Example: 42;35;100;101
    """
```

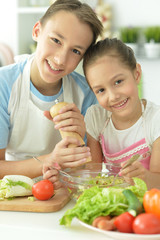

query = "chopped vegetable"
28;196;35;202
86;175;124;186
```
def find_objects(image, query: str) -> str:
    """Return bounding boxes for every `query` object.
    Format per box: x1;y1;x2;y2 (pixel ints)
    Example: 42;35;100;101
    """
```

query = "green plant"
144;26;160;43
120;27;139;43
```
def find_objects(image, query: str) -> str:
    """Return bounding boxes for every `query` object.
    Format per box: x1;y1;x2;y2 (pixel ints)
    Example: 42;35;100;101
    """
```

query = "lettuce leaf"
59;178;147;226
0;176;33;200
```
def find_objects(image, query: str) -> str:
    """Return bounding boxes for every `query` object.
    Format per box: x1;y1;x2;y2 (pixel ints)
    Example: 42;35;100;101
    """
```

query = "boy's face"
86;55;142;123
32;10;93;85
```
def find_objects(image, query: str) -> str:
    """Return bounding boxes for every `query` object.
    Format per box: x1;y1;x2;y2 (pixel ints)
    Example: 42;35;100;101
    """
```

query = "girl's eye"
115;79;122;85
72;49;81;55
52;38;61;44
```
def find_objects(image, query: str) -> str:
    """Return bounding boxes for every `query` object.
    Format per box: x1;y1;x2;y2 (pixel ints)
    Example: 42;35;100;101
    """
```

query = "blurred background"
0;0;160;103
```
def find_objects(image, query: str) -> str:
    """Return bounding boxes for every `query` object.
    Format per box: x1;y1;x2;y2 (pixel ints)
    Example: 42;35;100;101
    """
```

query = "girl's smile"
111;98;128;110
86;55;142;127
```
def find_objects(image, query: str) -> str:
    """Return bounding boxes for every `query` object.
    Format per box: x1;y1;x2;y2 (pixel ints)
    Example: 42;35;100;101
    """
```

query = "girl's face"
86;55;142;123
32;10;93;87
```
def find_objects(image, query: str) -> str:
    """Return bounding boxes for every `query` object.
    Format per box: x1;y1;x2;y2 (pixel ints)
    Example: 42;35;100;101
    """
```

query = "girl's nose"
108;89;119;102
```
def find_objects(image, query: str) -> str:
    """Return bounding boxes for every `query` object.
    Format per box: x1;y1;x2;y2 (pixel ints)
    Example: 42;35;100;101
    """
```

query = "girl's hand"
44;103;86;140
120;161;148;184
46;136;91;169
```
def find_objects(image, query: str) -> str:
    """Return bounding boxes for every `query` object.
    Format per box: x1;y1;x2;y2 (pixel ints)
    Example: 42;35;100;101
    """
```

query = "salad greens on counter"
0;175;34;200
60;178;147;226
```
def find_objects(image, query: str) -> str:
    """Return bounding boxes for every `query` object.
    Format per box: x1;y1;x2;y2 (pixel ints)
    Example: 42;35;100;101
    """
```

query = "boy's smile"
31;10;93;95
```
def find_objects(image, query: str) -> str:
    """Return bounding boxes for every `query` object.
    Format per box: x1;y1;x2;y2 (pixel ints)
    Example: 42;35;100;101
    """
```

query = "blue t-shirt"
0;57;97;149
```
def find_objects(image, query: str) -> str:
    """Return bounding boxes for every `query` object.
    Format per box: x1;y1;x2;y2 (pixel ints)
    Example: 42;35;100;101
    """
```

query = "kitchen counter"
0;199;113;240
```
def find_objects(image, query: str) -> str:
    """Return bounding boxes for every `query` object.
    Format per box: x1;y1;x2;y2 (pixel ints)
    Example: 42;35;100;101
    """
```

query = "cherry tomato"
32;179;54;200
114;212;135;233
133;213;160;234
143;188;160;218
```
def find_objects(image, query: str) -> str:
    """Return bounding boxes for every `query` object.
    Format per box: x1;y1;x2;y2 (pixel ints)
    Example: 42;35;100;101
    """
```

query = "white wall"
0;0;17;55
105;0;160;29
85;0;160;29
1;0;160;54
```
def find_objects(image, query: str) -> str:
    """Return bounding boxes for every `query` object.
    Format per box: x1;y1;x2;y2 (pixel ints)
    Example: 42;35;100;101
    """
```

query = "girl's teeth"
115;99;127;107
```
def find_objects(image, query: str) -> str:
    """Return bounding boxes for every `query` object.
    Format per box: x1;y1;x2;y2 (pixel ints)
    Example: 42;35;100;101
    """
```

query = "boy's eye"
72;49;81;55
97;88;104;94
115;80;122;85
52;38;61;44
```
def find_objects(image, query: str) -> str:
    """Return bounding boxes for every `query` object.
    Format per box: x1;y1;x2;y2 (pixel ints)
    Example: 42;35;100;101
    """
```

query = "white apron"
6;56;84;160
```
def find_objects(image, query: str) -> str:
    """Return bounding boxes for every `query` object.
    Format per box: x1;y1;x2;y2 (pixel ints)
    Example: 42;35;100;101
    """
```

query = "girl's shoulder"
86;104;109;117
145;100;160;118
85;104;109;140
85;104;109;128
144;100;160;144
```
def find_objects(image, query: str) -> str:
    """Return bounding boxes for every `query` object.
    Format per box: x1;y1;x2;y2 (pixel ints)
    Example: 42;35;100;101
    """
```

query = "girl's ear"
32;21;41;42
135;63;142;85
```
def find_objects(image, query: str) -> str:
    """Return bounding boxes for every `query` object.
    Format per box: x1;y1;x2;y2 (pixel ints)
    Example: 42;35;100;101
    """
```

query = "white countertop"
0;199;113;240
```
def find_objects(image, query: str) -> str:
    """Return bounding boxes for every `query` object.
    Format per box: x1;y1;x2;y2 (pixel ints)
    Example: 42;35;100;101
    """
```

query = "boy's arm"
0;148;42;179
87;133;103;163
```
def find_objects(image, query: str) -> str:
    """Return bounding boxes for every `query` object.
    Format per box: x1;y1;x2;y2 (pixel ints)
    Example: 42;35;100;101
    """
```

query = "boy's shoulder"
70;71;87;86
0;60;27;84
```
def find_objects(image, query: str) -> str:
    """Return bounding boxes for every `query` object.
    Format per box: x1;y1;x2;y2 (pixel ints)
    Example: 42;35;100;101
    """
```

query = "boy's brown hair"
40;0;103;45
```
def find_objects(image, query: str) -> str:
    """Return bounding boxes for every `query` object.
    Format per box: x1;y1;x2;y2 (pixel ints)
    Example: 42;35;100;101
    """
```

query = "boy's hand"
44;103;86;140
45;137;91;170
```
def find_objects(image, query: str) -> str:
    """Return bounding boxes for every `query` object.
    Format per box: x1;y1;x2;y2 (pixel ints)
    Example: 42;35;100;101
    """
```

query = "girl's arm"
121;137;160;190
87;133;103;163
146;137;160;189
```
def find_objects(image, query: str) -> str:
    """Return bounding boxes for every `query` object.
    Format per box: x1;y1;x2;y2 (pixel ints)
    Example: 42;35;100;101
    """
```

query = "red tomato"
32;179;54;200
133;213;160;234
114;212;135;233
143;188;160;218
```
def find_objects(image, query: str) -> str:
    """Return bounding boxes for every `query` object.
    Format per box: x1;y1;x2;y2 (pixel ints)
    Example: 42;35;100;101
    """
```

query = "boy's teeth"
47;60;60;71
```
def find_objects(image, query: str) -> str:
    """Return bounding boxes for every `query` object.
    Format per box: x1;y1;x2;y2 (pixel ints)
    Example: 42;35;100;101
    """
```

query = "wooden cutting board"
0;187;71;212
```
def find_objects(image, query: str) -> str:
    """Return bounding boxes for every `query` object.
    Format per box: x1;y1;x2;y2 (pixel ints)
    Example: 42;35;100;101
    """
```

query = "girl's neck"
111;99;144;130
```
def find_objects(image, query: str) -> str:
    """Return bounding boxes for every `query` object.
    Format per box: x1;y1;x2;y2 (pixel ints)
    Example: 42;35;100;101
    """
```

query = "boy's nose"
53;50;68;66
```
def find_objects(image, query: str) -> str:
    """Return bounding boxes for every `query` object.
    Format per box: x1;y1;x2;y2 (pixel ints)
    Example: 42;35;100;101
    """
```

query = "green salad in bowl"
59;162;128;199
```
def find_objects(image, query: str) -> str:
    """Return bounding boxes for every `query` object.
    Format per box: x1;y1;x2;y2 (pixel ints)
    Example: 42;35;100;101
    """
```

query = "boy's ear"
135;63;142;84
32;21;41;41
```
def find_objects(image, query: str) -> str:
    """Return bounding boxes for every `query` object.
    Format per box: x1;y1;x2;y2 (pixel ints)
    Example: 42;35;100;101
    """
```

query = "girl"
82;38;160;189
0;0;103;184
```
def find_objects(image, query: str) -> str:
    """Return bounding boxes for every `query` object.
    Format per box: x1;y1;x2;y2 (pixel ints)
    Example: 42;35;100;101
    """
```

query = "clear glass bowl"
59;162;128;199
